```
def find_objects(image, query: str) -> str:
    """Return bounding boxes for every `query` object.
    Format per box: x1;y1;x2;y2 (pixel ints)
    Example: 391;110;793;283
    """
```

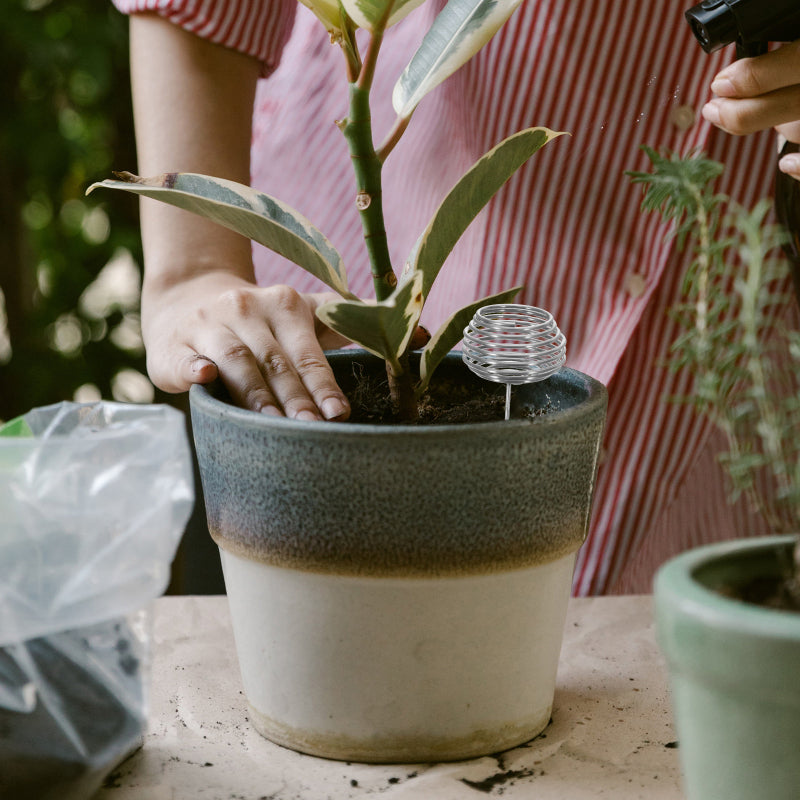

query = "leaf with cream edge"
417;285;522;395
298;0;344;33
86;173;354;299
392;0;524;119
341;0;425;32
408;127;566;299
316;270;424;369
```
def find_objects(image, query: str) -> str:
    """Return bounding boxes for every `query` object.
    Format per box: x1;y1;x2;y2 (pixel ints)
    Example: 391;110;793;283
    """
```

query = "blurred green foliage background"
0;0;149;422
0;1;224;593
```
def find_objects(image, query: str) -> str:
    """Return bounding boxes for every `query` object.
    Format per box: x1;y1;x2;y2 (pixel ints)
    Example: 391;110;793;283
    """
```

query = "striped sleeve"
111;0;296;76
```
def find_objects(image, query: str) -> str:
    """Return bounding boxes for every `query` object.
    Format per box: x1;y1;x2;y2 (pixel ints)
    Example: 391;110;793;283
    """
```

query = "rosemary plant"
629;147;800;597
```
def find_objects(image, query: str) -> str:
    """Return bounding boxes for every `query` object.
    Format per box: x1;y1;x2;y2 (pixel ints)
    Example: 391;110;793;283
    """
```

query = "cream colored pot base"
220;550;576;763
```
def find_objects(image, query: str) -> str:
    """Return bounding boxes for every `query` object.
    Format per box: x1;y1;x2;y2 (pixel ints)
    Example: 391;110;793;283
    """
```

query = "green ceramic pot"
654;535;800;800
190;350;607;762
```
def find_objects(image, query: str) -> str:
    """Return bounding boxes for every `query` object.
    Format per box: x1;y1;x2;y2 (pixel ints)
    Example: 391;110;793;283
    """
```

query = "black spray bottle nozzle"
686;0;800;58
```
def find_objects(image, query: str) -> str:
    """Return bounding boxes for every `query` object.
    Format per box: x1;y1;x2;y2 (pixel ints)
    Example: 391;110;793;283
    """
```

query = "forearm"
130;12;260;297
125;11;350;419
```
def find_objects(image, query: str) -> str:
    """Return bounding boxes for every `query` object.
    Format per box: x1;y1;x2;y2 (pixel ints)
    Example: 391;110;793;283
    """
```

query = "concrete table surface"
94;595;682;800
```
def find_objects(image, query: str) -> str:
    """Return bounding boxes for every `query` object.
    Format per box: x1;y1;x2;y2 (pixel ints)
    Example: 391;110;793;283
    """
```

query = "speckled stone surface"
93;595;682;800
189;352;607;577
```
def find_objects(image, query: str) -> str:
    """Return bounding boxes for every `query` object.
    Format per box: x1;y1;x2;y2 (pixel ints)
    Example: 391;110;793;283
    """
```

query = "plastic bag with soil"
0;401;194;799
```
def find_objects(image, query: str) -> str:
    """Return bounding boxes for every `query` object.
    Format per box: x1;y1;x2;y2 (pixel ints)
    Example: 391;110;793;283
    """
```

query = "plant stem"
691;184;712;369
342;83;396;302
377;114;411;162
337;16;362;82
357;23;384;93
340;31;417;420
387;351;418;420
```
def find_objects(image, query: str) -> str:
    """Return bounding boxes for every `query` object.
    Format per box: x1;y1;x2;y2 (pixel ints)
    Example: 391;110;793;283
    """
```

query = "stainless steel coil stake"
462;304;567;420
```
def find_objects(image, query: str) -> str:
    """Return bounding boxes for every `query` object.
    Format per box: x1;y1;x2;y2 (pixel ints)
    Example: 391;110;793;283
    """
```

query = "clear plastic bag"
0;401;194;799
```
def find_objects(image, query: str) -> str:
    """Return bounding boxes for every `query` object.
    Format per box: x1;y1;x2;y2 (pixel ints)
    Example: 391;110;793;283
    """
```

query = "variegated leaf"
341;0;425;31
298;0;344;33
87;173;352;298
417;285;522;394
316;270;424;365
408;127;565;299
392;0;523;119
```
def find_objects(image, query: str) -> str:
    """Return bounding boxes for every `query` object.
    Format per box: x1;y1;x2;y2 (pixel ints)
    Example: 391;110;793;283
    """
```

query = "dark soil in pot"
722;563;800;612
707;539;800;613
731;573;800;611
343;352;559;424
345;363;556;424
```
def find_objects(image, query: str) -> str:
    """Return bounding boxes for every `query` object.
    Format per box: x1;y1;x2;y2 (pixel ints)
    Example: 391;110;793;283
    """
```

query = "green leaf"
87;173;353;298
392;0;524;119
407;128;565;298
316;270;424;366
342;0;425;31
417;285;522;394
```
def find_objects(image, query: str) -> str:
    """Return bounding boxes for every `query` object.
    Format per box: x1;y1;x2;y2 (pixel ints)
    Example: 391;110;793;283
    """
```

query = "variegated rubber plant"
89;0;564;421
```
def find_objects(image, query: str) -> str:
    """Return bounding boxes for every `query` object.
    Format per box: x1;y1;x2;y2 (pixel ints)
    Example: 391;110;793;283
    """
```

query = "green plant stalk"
690;184;712;366
337;13;361;82
341;38;417;420
342;84;396;302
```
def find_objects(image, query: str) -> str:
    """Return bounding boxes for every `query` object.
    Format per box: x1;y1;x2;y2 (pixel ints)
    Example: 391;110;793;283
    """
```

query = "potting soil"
0;616;146;800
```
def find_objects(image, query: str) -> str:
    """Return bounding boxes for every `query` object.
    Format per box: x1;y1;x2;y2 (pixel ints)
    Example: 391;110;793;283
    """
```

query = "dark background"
1;0;224;594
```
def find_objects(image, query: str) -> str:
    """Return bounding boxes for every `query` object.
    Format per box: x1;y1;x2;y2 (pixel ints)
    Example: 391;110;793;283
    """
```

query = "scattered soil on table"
457;725;551;794
461;767;540;793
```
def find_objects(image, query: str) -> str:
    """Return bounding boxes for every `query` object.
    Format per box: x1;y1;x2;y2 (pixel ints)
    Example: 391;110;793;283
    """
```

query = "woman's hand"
701;40;800;177
143;271;352;420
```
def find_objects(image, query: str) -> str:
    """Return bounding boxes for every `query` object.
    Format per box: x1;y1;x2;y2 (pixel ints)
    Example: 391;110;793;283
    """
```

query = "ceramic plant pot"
654;535;800;800
189;350;607;763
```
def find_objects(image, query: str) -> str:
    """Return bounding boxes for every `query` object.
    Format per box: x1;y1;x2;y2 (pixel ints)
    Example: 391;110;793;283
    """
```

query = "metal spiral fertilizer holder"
462;304;567;420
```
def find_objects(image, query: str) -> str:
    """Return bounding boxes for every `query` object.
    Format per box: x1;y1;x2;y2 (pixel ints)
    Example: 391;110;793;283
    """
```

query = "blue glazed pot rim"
654;535;800;641
190;351;607;437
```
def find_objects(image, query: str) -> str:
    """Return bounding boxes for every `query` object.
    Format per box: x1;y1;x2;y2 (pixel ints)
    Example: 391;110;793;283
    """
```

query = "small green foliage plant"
629;147;800;604
89;0;564;421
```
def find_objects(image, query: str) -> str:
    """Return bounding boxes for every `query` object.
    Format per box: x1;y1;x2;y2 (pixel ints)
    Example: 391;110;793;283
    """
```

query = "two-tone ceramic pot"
655;535;800;800
190;351;607;763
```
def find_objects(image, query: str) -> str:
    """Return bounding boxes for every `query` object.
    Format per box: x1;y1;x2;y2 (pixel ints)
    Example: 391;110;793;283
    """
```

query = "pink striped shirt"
114;0;799;594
